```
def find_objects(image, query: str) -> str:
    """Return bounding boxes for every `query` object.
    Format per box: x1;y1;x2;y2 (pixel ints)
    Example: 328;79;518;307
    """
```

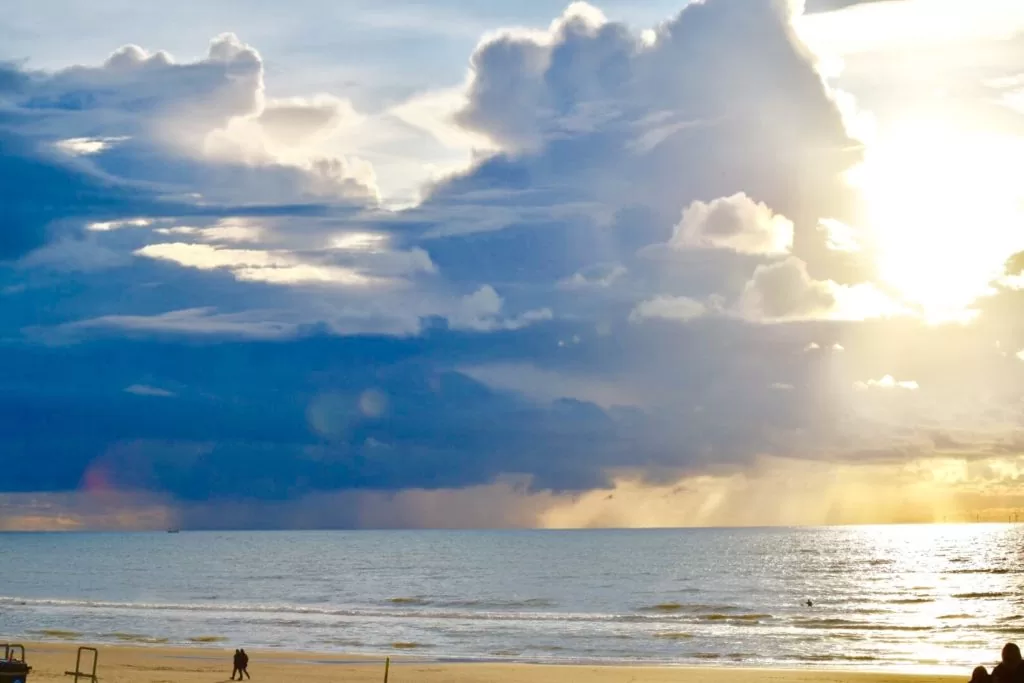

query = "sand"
9;643;967;683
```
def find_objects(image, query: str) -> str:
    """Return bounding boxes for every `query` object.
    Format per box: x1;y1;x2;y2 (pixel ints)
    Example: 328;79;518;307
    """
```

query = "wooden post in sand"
384;656;391;683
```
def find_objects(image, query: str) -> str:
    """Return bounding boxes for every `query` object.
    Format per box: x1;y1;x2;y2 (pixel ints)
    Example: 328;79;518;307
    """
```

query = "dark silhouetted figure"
972;666;992;683
993;643;1024;683
231;649;242;680
806;599;813;607
239;649;251;680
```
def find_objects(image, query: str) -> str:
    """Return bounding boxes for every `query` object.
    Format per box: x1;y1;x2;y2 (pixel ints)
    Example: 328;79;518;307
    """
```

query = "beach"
13;643;970;683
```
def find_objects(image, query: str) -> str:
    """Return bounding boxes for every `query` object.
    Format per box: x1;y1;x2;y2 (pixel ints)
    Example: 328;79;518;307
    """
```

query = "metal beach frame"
63;647;98;683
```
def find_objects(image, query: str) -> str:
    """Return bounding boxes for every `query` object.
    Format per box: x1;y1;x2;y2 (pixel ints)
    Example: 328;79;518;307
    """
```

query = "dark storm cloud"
0;331;679;500
0;126;360;263
1;0;1021;528
0;309;896;510
0;130;153;259
0;0;893;511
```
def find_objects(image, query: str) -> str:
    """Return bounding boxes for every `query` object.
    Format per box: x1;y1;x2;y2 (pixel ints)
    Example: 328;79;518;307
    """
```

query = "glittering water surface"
2;525;1023;671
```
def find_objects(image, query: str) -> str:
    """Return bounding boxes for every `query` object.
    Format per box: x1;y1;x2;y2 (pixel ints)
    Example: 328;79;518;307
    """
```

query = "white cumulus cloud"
737;257;905;322
854;375;920;391
629;296;707;323
449;286;553;331
671;193;794;255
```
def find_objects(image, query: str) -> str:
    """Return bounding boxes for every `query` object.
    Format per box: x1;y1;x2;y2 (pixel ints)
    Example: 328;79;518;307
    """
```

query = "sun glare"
848;120;1024;323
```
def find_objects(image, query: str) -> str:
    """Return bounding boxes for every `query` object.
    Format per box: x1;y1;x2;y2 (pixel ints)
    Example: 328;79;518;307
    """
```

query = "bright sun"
847;119;1024;323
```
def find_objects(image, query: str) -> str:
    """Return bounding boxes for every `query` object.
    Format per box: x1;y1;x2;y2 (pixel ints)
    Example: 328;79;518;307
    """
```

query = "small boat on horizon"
167;528;180;534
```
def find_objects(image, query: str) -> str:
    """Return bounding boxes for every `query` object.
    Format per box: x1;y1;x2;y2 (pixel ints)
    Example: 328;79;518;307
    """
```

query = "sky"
2;0;1024;530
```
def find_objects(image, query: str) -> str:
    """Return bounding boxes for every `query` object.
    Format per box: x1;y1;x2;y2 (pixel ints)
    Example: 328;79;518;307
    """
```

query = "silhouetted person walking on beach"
239;649;251;680
231;649;242;680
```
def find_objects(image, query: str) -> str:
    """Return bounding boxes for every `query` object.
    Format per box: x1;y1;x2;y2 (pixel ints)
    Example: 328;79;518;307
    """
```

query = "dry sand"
11;642;967;683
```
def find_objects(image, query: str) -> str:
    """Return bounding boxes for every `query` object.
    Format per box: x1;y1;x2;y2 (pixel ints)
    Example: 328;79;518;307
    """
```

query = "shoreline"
7;641;975;682
7;637;978;673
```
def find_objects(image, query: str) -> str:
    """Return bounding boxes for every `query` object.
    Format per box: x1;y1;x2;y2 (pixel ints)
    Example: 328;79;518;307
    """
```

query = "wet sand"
11;642;968;683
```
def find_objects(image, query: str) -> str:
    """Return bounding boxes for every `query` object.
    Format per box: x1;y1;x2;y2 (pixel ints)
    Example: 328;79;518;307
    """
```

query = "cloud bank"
1;0;1023;528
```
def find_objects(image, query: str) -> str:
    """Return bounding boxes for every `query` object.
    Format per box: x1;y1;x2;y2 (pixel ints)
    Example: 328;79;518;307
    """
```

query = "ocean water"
2;525;1023;671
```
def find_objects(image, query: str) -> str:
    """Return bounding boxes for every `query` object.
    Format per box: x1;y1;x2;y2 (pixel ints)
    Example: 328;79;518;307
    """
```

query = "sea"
2;525;1022;672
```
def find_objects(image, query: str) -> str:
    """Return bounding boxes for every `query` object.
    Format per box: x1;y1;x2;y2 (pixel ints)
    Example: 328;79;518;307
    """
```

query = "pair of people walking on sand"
231;648;250;680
